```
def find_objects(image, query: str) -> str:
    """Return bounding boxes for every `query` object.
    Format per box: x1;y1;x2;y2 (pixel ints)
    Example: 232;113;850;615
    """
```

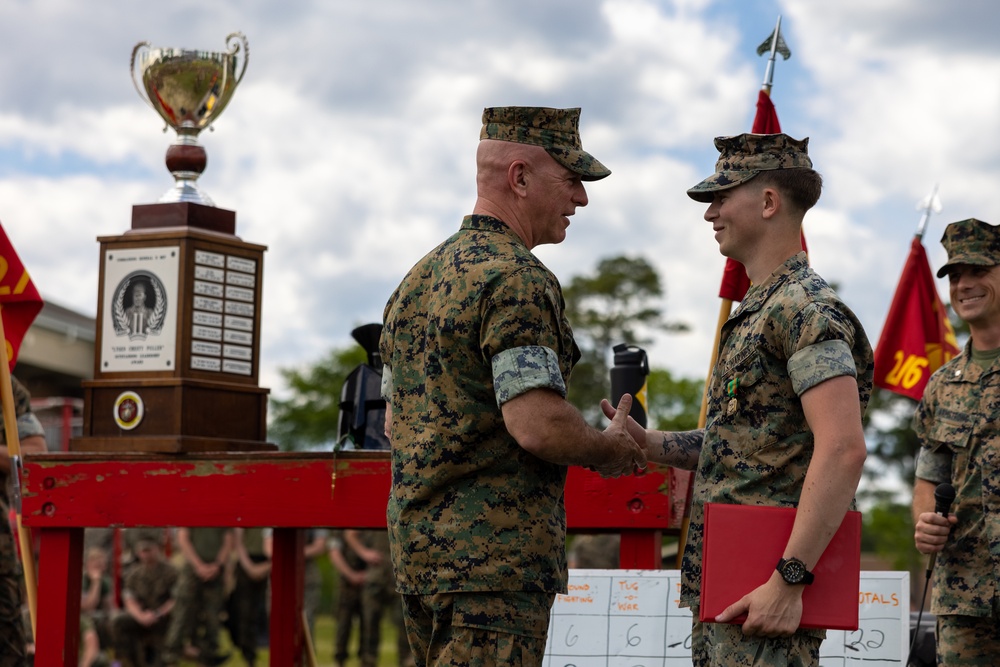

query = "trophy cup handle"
130;41;156;112
226;32;250;86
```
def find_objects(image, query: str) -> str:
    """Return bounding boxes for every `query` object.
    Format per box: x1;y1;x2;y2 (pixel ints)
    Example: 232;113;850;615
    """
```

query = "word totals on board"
543;570;910;667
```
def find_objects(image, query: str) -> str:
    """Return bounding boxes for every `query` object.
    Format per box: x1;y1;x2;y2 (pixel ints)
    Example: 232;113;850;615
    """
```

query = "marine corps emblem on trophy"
130;33;249;206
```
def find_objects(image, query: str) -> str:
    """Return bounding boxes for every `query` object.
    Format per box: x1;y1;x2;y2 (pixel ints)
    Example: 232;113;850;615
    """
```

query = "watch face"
781;558;806;583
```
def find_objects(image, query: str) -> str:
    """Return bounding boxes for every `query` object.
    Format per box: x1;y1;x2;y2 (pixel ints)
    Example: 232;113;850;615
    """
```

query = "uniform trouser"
0;522;26;667
936;606;1000;666
230;563;269;662
400;591;553;667
334;578;364;663
360;578;412;666
163;565;225;658
690;616;823;667
112;611;171;666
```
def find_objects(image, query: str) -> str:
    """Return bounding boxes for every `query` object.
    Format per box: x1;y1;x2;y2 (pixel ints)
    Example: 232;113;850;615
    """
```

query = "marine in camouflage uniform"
328;529;365;666
913;218;1000;665
624;134;873;667
345;529;413;667
0;376;45;666
380;106;645;666
111;539;178;667
228;527;270;666
161;527;233;666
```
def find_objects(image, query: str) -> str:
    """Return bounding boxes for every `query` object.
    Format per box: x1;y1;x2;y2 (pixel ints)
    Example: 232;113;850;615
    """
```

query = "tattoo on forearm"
659;429;703;469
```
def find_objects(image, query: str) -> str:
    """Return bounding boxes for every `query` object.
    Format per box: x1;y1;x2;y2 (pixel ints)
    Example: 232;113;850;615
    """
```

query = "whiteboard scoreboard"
544;570;910;667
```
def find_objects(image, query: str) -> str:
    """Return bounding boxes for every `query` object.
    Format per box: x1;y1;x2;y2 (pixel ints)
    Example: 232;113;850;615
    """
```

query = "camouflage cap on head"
480;106;611;181
936;218;1000;278
687;133;813;203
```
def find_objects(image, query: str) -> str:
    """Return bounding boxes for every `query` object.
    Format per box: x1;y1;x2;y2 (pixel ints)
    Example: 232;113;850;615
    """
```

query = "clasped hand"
592;394;647;478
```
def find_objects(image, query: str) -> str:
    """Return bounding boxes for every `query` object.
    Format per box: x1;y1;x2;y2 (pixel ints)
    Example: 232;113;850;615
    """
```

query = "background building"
17;300;94;452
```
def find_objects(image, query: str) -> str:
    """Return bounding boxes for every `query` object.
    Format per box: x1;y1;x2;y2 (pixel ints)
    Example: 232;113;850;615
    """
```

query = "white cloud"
1;0;998;410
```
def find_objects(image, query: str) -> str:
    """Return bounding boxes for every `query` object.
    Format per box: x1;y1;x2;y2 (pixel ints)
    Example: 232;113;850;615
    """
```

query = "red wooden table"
21;452;688;666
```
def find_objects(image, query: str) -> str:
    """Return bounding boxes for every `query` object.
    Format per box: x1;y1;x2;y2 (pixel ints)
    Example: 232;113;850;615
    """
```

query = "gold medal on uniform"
726;377;739;415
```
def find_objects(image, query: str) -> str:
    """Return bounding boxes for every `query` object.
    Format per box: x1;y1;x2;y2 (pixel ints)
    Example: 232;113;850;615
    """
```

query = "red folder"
700;503;861;631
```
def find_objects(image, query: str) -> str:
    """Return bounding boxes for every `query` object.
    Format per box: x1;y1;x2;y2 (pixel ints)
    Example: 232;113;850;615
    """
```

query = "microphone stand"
907;483;955;665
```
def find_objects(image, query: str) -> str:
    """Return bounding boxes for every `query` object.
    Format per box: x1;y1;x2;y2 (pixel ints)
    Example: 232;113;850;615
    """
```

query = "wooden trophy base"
69;435;277;454
72;377;274;454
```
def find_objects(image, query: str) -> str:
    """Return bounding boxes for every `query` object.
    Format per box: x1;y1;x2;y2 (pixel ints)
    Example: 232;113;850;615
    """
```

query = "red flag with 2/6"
0;222;43;371
873;236;959;401
718;90;804;300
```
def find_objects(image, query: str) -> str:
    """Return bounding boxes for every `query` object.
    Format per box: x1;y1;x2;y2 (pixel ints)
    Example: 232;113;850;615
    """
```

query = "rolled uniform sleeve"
492;345;566;407
787;338;857;396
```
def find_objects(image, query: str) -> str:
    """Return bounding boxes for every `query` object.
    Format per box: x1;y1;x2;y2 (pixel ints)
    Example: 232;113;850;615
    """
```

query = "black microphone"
926;482;956;577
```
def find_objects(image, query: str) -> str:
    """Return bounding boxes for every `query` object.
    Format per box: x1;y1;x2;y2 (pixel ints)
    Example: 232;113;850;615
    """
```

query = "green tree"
267;345;367;451
647;369;704;432
563;255;689;423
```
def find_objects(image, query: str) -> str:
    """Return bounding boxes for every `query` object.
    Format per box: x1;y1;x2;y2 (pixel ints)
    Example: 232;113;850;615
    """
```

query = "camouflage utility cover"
680;253;874;615
480;106;611;181
936;218;1000;278
914;338;1000;616
687;132;813;203
381;214;579;595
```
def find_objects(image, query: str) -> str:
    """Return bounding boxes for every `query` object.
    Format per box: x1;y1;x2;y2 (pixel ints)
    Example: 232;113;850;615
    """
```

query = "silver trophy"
131;33;249;206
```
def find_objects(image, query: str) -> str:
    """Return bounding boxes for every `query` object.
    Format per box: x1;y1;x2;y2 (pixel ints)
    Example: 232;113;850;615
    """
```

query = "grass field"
180;614;407;667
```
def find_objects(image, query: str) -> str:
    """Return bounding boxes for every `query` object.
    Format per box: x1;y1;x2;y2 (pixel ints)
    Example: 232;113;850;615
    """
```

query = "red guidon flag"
719;90;807;301
873;236;959;400
0;222;43;371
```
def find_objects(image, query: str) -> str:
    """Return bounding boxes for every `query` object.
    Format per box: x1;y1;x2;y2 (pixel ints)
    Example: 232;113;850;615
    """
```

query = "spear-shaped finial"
916;184;942;240
757;15;791;94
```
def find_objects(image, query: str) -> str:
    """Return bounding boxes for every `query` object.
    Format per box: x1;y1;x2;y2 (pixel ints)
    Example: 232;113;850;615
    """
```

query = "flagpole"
0;303;38;638
761;15;782;95
915;184;940;240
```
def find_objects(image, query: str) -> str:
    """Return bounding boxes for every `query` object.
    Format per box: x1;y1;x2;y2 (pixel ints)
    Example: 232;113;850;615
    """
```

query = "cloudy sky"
1;0;997;402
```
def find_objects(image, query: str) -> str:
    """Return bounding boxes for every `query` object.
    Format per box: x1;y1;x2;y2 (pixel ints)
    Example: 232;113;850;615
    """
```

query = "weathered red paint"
23;452;678;666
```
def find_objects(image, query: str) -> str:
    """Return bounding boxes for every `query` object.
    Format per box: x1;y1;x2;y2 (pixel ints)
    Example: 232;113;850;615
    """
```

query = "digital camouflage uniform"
162;527;230;663
331;530;364;665
112;556;178;666
680;253;874;666
914;341;1000;664
354;530;411;667
381;213;580;663
911;216;1000;665
0;377;44;666
228;527;269;665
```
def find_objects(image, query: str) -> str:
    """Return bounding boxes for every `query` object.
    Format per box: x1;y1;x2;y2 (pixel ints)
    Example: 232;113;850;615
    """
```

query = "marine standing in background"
162;527;234;666
111;536;178;667
380;106;646;666
0;376;46;666
912;218;1000;665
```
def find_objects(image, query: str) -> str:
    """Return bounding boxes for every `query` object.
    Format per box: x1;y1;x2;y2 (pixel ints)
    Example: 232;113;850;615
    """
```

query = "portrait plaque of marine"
113;272;167;341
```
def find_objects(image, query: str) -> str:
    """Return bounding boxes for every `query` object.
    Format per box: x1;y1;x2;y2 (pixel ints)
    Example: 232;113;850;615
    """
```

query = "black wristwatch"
776;557;814;585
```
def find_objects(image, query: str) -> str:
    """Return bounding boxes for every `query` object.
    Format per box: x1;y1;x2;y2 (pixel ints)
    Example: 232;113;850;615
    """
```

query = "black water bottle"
610;343;649;427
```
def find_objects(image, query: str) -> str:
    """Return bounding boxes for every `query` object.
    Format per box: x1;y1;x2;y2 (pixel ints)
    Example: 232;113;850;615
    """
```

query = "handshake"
589;394;648;478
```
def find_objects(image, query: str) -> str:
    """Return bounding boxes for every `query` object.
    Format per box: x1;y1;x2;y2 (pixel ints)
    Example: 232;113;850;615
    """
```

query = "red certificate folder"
699;503;862;631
